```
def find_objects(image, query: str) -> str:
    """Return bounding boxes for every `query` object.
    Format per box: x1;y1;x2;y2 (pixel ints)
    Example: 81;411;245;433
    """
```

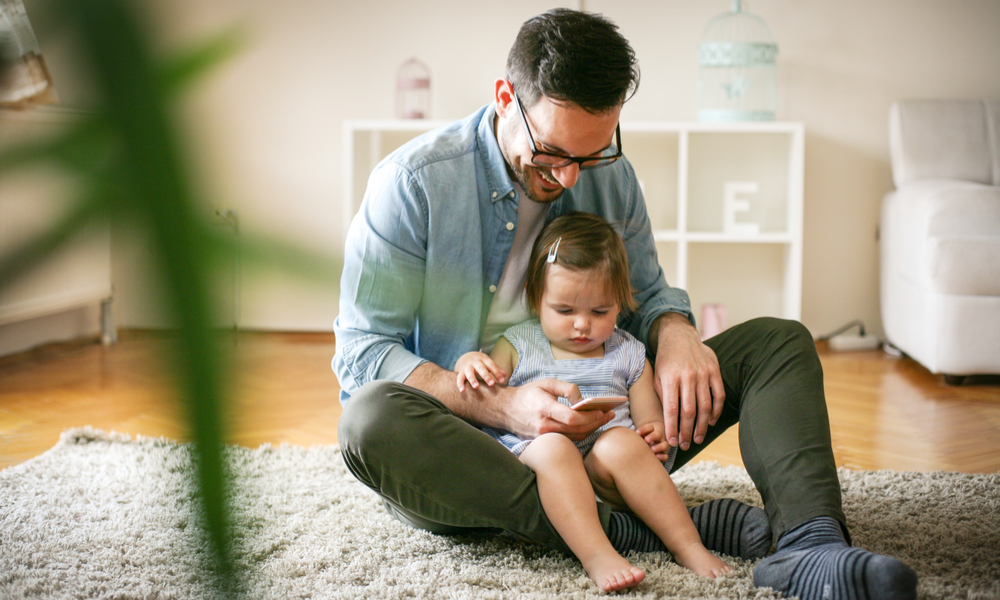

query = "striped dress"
481;320;675;470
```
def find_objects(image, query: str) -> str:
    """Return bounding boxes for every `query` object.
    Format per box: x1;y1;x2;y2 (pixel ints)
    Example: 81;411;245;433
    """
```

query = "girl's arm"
453;336;520;392
489;336;519;376
628;358;672;462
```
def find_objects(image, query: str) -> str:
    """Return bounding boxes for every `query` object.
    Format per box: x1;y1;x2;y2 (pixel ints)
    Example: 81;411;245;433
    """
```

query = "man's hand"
501;378;615;441
650;312;725;451
406;363;613;441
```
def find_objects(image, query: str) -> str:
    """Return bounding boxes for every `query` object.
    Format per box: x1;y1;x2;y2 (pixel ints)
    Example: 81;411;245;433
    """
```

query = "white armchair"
880;99;1000;380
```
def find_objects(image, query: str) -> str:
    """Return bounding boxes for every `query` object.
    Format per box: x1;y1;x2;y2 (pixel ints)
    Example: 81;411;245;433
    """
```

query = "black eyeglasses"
512;89;623;170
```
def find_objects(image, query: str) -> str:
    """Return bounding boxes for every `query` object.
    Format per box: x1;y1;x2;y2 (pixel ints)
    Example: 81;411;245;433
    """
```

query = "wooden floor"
1;330;999;473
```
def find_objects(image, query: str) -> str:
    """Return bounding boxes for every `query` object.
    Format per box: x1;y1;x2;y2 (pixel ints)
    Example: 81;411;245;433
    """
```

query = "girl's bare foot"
674;543;733;578
583;553;646;592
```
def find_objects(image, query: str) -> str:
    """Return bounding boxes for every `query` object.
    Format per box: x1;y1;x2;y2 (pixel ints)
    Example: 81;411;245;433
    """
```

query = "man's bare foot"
674;543;733;578
583;553;646;592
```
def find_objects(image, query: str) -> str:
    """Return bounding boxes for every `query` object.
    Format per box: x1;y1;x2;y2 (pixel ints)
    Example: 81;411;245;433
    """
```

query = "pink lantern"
396;57;430;119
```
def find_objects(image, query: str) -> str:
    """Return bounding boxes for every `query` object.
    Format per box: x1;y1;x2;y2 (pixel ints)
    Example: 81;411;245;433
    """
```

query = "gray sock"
753;516;917;600
689;498;772;560
607;498;772;560
607;510;664;553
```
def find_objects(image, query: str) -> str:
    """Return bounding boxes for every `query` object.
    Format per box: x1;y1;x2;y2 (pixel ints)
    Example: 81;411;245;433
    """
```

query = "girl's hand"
636;423;671;462
455;352;507;392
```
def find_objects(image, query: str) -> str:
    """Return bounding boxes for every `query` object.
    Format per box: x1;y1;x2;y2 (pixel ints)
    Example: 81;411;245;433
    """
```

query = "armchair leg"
100;296;118;346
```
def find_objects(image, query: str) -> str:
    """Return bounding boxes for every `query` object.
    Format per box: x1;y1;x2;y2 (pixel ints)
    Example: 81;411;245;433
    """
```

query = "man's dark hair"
506;8;639;114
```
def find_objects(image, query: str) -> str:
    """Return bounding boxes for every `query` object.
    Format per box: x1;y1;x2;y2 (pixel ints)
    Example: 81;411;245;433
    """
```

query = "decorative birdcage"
396;57;430;119
698;0;777;122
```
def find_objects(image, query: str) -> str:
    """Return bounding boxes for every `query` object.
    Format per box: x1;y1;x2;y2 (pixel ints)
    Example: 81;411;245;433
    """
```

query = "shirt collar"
476;103;517;203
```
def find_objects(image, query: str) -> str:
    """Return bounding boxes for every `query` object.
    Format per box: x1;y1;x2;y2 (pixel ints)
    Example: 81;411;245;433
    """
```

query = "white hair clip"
547;237;562;264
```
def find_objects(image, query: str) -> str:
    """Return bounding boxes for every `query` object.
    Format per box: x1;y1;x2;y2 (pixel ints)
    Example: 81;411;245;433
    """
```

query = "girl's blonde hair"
526;212;636;314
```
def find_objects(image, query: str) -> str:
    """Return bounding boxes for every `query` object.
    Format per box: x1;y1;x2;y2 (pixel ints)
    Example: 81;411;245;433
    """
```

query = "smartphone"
571;396;628;412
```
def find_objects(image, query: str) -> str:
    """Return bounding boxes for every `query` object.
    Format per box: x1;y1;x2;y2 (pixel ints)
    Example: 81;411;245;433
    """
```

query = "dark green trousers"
338;317;845;551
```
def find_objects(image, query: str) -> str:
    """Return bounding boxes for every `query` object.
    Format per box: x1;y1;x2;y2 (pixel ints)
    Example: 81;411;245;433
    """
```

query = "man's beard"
498;116;563;204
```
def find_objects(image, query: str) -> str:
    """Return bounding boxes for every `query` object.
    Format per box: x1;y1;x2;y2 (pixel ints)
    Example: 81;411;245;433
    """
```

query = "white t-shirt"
481;185;548;353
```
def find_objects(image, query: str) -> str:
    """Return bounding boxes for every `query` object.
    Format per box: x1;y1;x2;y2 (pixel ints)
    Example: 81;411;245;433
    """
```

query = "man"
334;9;916;600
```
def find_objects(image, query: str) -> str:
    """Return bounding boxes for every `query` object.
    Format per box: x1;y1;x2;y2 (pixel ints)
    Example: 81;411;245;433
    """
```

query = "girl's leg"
519;433;645;592
585;427;731;578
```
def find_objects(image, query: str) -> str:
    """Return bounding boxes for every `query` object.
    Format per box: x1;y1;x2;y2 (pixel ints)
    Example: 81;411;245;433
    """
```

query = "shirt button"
509;191;515;198
489;285;497;293
506;222;514;231
492;191;497;198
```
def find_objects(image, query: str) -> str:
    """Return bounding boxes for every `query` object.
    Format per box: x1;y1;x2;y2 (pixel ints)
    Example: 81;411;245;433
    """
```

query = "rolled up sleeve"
333;162;429;402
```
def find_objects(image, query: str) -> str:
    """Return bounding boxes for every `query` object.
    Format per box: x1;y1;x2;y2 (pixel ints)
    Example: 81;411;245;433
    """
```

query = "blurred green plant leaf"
2;2;341;592
0;2;321;595
48;0;240;588
162;26;246;97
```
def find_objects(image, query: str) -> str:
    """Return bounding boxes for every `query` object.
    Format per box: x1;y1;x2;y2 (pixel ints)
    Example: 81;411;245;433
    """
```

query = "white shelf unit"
624;121;804;328
343;119;804;330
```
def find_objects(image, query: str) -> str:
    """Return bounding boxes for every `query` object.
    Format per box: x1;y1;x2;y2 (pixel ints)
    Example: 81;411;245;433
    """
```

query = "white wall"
27;0;1000;338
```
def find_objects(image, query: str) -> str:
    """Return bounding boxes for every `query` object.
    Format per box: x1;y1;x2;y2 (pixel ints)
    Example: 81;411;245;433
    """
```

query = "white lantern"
698;1;777;122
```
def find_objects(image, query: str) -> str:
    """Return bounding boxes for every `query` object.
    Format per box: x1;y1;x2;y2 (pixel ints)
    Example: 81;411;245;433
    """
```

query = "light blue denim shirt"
333;104;692;402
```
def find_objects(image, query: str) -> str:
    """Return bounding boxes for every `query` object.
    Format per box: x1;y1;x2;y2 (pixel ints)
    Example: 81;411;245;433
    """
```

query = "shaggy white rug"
1;428;998;600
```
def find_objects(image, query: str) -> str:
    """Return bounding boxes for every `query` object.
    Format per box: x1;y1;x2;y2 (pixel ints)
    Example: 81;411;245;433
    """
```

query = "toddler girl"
455;212;732;592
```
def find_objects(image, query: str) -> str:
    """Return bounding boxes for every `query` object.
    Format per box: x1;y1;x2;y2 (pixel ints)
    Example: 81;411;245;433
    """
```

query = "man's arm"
333;158;434;399
648;311;725;451
404;362;613;441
